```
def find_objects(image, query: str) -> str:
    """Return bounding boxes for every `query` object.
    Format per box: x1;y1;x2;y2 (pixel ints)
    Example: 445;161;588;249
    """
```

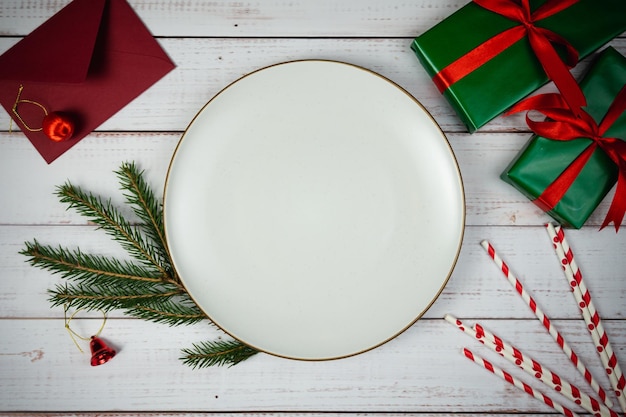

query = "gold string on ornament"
10;84;75;142
10;84;48;132
64;305;116;366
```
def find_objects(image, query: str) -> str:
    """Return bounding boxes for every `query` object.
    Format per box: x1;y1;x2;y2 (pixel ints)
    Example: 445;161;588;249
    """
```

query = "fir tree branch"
21;240;166;284
56;182;168;277
48;275;204;326
21;162;259;367
116;162;177;281
180;339;258;368
49;282;182;313
127;299;206;326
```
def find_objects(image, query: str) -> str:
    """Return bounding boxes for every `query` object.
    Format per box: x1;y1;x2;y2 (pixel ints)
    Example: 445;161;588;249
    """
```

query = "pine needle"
180;339;258;368
21;240;166;284
48;282;181;312
126;297;207;326
116;162;176;280
56;182;168;276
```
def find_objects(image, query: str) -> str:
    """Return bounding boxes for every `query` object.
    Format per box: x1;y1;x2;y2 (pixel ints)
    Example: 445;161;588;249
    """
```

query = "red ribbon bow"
433;0;586;116
507;86;626;231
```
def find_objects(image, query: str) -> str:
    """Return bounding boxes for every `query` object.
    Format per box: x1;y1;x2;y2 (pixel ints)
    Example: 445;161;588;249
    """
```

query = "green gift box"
410;0;626;133
501;46;626;229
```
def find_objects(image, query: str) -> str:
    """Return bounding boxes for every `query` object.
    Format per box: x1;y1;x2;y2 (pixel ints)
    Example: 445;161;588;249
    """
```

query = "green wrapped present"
502;46;626;229
410;0;626;133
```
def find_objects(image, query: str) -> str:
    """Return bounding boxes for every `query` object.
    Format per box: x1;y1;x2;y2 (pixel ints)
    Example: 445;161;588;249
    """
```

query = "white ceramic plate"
164;60;464;360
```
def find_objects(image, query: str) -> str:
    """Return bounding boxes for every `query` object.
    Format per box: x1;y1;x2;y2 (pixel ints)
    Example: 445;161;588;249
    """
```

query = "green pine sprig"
20;162;258;368
116;162;176;280
55;179;168;277
181;339;259;368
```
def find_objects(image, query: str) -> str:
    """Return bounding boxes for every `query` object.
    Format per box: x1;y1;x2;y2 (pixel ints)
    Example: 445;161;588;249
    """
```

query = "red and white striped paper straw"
445;314;616;417
480;240;608;403
462;347;582;417
474;322;618;417
547;223;626;412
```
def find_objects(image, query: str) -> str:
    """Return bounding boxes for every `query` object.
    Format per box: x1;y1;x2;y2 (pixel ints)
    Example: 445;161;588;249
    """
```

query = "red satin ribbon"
433;0;586;116
507;86;626;231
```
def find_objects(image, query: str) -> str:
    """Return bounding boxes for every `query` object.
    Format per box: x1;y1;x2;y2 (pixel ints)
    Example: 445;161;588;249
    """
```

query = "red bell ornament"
89;336;116;366
64;306;117;366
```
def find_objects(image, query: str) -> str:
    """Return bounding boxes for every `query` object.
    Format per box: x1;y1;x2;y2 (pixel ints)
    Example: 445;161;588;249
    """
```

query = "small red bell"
89;336;116;366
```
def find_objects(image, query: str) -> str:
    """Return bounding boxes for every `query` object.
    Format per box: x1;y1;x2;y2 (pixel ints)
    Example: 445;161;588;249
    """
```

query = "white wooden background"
0;1;625;416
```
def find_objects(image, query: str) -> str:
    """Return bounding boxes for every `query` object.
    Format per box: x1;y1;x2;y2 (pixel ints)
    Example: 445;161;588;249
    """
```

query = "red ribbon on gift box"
507;86;626;231
432;0;586;117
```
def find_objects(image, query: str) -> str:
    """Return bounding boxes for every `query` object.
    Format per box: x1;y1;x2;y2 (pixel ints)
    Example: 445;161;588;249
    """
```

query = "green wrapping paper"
501;47;626;229
410;0;626;133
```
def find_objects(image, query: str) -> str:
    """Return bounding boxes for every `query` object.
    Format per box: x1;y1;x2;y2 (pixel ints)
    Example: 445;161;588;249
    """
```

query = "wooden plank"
0;414;603;417
0;132;179;225
0;0;471;37
0;414;588;417
1;0;624;38
3;225;625;319
0;317;622;412
0;411;580;417
1;38;625;134
0;130;622;228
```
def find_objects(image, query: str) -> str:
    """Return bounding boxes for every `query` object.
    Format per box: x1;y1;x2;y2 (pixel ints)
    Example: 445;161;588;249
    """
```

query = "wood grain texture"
0;318;623;412
0;131;621;227
0;37;624;134
0;415;601;417
0;415;602;417
0;415;598;417
0;0;625;415
2;225;625;319
0;0;467;37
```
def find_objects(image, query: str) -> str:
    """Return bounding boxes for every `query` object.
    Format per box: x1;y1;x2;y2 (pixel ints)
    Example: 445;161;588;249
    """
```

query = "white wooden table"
1;1;625;416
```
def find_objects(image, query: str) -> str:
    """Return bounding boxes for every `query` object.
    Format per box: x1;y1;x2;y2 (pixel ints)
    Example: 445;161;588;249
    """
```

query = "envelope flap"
0;0;106;83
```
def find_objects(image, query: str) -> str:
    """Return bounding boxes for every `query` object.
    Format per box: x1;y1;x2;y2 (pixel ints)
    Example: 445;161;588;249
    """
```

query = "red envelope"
0;0;175;163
